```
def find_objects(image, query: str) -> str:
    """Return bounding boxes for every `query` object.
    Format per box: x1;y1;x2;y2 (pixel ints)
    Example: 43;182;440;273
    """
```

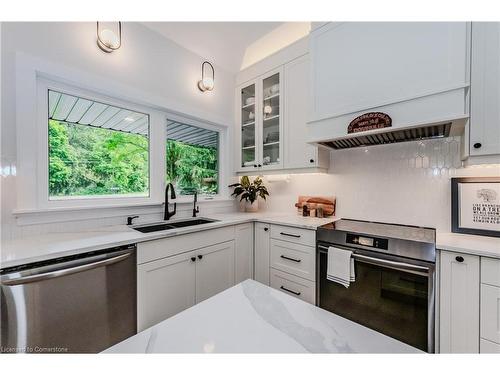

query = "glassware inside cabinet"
241;83;256;168
262;73;280;166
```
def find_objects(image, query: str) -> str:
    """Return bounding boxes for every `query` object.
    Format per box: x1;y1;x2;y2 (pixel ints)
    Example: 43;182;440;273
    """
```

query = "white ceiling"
142;22;284;72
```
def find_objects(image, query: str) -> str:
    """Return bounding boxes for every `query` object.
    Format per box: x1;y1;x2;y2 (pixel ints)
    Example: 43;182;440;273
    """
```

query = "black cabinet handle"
455;256;464;263
253;164;257;168
280;255;301;263
280;286;301;296
264;227;269;231
309;159;314;163
473;143;482;149
191;257;196;262
198;255;203;260
280;232;301;238
258;164;262;167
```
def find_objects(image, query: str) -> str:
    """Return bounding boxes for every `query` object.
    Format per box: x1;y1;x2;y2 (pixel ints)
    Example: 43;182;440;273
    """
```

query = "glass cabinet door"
261;72;280;167
240;83;257;168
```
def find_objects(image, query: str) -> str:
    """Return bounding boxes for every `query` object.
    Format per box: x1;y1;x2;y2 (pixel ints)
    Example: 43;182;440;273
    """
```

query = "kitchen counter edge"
1;213;338;269
436;232;500;259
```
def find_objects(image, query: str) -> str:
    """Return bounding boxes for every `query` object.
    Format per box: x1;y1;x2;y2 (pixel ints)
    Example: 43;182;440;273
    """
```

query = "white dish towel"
327;246;356;288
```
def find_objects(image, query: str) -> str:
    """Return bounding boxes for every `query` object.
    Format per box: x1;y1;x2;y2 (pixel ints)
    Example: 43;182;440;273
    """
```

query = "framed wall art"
451;177;500;237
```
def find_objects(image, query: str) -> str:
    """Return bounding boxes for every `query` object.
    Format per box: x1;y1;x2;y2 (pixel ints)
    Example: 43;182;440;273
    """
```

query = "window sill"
12;197;234;226
13;196;232;215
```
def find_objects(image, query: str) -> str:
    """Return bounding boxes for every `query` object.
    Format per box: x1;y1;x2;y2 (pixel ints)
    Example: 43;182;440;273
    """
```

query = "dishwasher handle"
1;251;132;286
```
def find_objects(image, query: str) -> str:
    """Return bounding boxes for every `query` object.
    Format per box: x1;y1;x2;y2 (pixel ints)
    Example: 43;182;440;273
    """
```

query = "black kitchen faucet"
164;183;177;220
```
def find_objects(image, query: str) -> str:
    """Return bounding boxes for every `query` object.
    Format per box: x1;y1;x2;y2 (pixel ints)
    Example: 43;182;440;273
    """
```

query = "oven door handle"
352;253;430;276
318;245;431;276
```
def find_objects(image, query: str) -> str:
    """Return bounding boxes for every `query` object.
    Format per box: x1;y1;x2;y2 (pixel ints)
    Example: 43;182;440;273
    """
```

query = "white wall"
240;23;310;70
0;22;236;241
256;137;500;231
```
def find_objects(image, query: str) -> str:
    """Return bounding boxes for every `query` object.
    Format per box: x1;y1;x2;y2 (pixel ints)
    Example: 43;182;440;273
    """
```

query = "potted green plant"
229;176;270;212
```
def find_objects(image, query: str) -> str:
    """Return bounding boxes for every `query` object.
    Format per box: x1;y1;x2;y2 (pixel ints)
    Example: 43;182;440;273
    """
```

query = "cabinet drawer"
481;284;500;344
480;339;500;353
270;239;315;281
137;226;235;264
270;224;315;246
270;268;316;304
481;257;500;287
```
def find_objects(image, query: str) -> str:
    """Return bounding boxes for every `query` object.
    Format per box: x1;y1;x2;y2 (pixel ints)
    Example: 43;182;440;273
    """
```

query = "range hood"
314;116;467;150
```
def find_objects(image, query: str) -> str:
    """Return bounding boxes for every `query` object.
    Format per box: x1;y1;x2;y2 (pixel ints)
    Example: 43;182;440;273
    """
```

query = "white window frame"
165;113;229;202
14;54;231;216
35;78;165;209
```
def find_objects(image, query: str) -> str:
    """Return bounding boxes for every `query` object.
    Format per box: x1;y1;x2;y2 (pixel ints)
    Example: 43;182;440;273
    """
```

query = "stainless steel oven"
316;219;436;352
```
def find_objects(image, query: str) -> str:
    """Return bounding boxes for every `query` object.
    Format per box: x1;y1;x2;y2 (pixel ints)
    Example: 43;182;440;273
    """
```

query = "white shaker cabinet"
283;55;329;170
470;22;500;157
137;251;196;331
254;222;271;285
439;251;480;353
137;232;236;332
234;223;254;283
235;36;329;175
195;241;235;303
480;257;500;352
481;284;500;345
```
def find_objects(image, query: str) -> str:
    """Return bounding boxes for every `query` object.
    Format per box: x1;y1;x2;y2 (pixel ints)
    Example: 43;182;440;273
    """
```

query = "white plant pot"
245;200;259;212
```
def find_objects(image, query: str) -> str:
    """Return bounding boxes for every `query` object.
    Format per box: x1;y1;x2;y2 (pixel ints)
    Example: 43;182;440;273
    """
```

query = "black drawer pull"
198;255;203;260
473;143;482;149
280;232;301;238
264;227;269;231
280;286;301;296
280;255;301;263
455;256;464;263
191;257;196;262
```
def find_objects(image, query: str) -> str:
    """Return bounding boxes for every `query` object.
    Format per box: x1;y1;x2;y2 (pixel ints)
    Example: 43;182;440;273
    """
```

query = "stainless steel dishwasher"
1;244;136;353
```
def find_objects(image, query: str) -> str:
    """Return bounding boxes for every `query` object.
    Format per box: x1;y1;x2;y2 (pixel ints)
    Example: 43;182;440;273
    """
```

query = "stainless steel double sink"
131;218;218;233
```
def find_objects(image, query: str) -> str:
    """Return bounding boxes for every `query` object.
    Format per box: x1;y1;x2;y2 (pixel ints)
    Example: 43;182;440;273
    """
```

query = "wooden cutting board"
294;196;335;216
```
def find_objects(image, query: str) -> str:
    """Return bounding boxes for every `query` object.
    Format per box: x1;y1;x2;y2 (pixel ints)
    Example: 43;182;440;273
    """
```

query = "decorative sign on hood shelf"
348;112;392;134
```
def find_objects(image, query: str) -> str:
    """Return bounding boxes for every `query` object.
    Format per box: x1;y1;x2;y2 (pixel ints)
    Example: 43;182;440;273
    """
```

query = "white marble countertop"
436;232;500;259
104;279;420;354
0;212;337;269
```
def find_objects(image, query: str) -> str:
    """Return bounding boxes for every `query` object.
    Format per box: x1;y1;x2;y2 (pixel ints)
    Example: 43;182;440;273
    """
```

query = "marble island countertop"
0;212;338;269
104;279;421;353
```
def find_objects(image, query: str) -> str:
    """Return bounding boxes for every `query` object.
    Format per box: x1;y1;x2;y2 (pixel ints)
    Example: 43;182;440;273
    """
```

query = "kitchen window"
47;89;150;200
166;119;219;196
21;75;224;213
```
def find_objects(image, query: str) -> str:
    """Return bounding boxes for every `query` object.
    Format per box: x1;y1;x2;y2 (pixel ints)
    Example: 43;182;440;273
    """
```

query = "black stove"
316;218;436;352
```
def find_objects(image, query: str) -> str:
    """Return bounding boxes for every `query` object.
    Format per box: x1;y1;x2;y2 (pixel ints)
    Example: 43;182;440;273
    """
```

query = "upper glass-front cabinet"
240;83;257;169
262;72;281;167
237;68;283;172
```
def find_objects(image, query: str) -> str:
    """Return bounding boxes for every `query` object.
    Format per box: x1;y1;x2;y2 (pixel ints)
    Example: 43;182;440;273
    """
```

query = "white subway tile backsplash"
259;137;499;231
